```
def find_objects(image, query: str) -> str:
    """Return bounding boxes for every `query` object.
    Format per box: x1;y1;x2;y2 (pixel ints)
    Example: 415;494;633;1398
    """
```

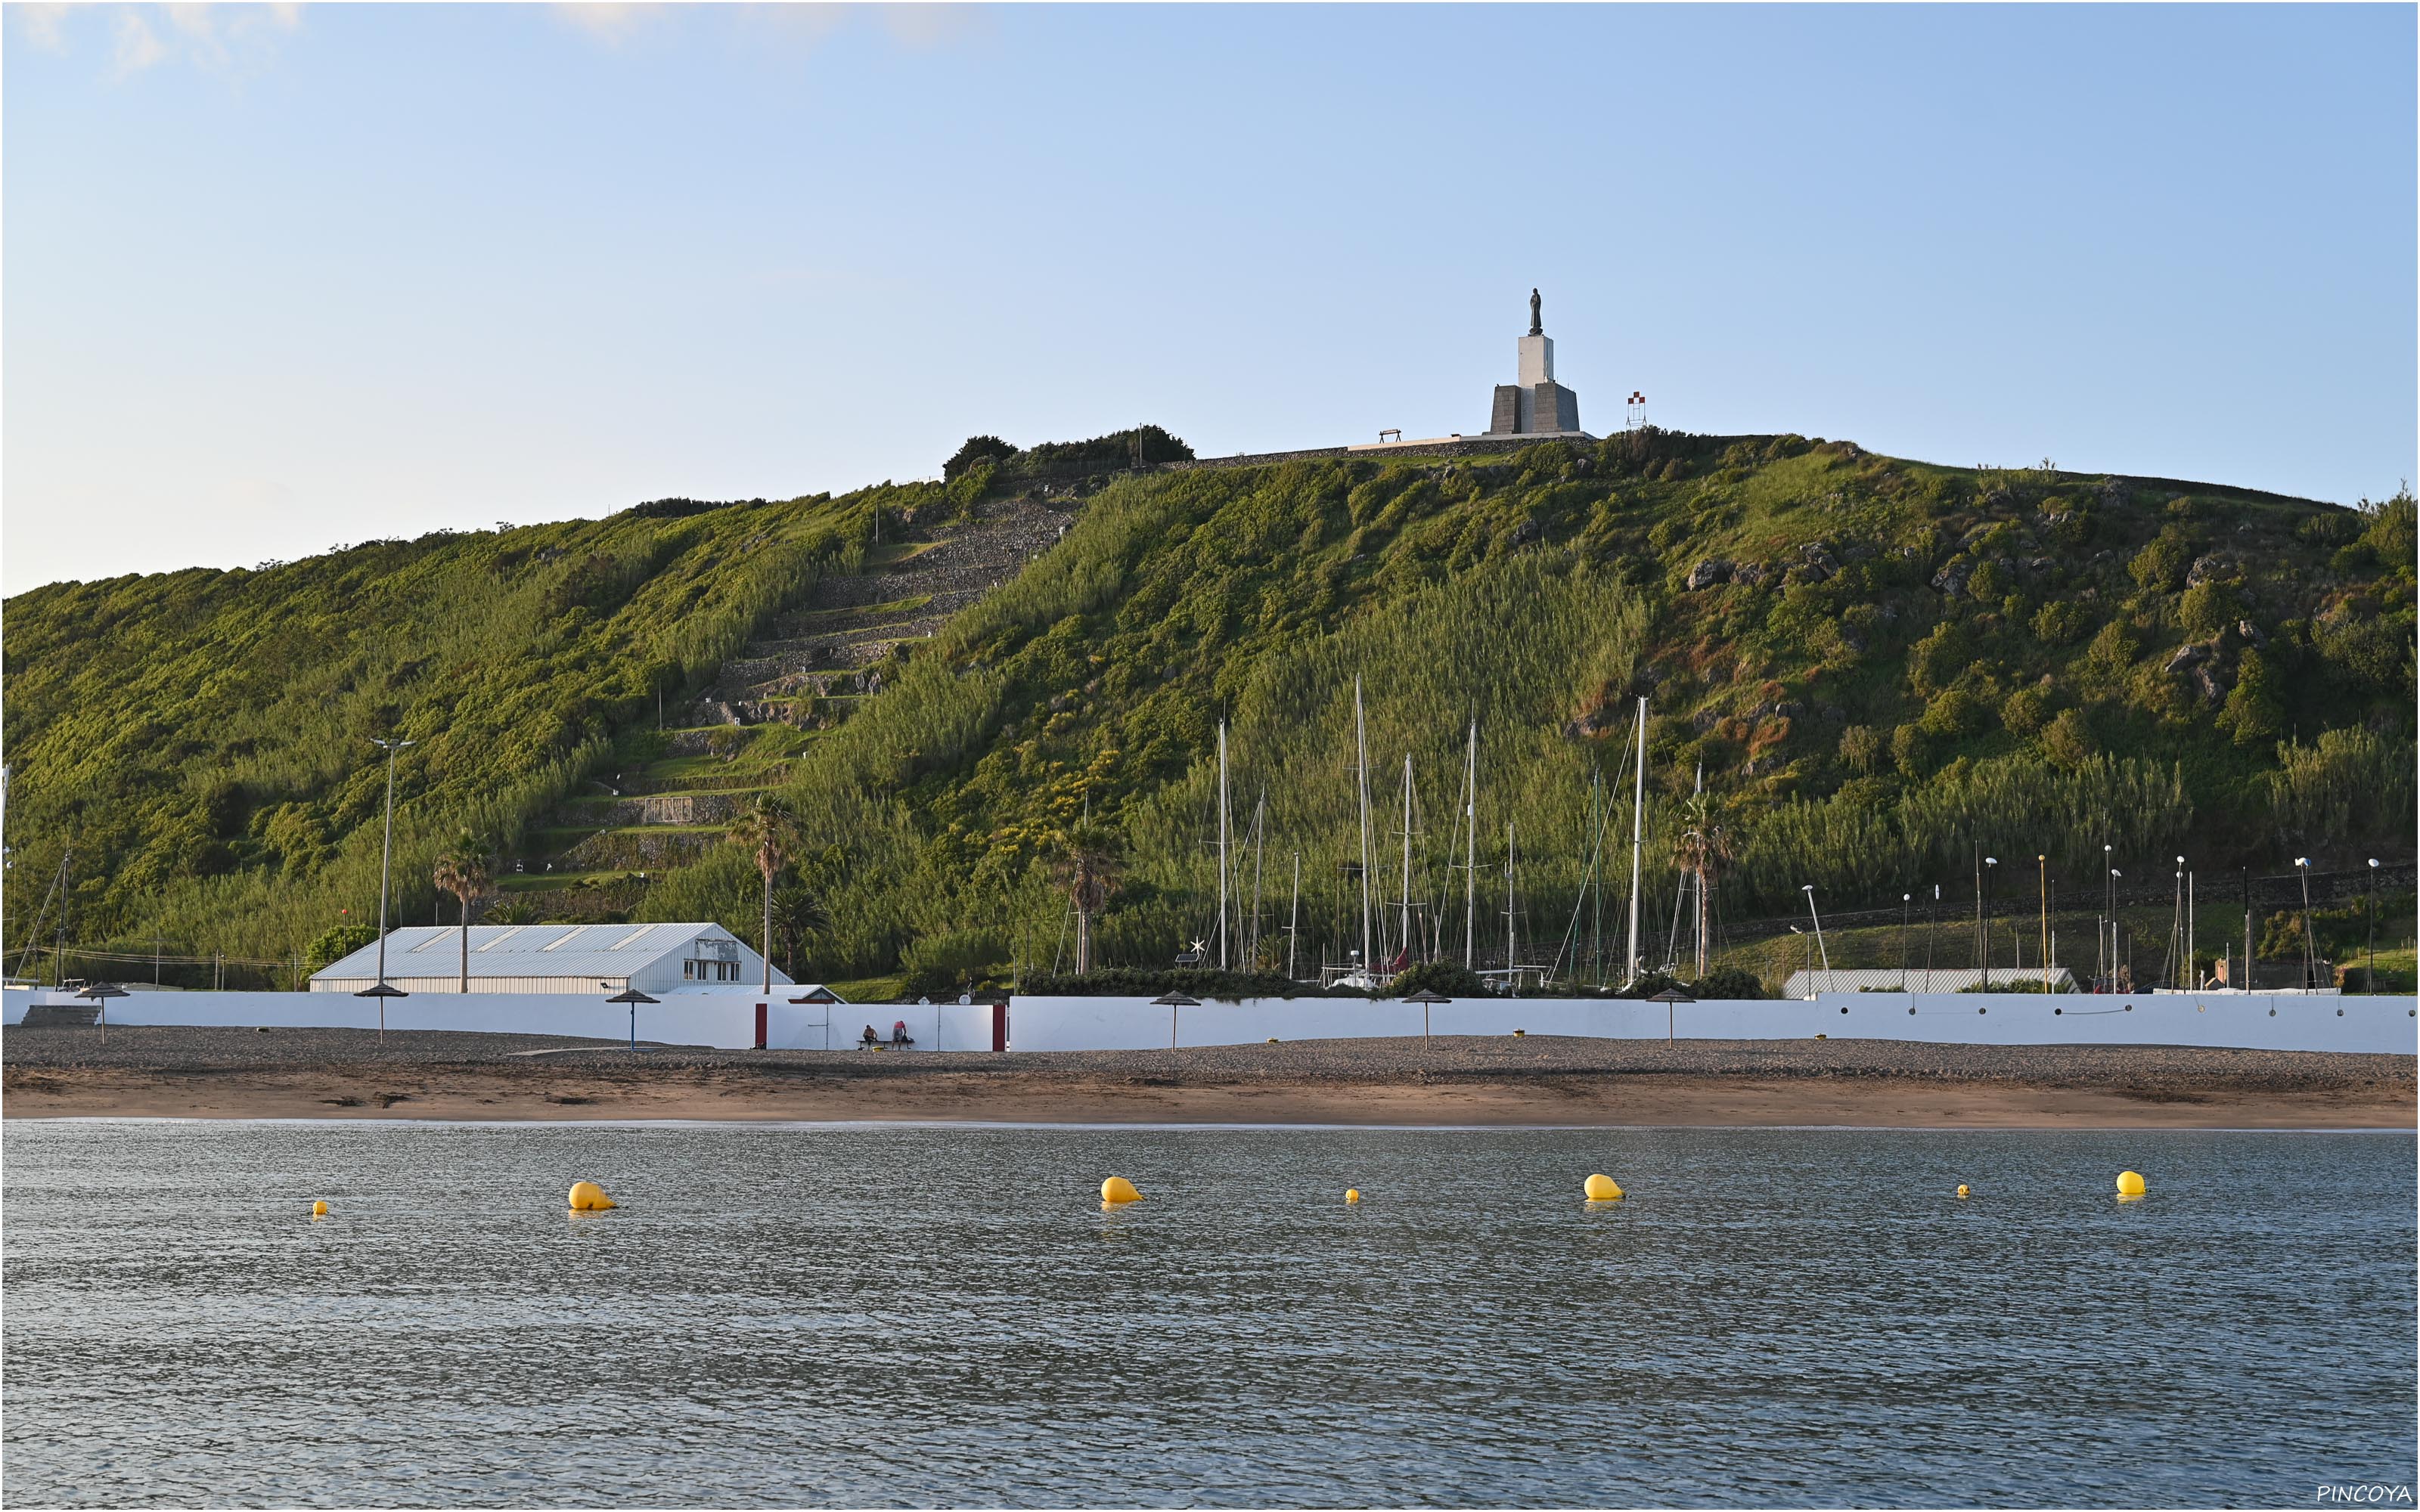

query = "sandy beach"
3;1025;2412;1127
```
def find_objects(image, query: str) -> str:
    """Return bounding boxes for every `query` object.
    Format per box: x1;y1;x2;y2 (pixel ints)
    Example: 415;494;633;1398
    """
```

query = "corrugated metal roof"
1782;966;2076;996
313;922;789;985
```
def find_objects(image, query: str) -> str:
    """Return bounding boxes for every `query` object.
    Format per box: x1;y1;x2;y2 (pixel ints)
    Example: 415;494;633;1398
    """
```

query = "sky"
5;2;2414;595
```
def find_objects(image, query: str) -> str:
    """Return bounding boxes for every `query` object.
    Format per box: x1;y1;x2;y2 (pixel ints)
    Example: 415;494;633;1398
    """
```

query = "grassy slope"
639;432;2415;987
6;429;2412;990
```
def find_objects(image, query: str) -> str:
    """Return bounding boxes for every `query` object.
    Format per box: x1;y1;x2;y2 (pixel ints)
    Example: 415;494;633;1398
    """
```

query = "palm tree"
768;883;830;981
1672;786;1736;980
726;798;795;993
1050;820;1124;975
430;833;492;993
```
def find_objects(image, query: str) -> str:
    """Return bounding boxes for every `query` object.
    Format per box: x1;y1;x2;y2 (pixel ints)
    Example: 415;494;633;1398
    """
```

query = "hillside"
5;427;2412;993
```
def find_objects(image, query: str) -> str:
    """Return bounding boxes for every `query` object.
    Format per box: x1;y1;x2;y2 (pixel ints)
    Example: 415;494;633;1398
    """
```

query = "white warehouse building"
309;922;793;995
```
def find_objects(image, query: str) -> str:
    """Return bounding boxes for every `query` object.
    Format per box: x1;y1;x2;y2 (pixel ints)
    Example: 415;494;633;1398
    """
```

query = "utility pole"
2242;868;2253;993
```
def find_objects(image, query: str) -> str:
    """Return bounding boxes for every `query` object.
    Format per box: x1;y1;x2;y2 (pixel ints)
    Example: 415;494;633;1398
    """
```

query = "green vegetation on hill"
5;426;2411;993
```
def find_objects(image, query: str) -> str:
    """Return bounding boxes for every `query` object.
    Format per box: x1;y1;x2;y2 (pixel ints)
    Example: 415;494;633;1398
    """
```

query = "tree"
1671;789;1737;978
430;834;493;993
768;883;829;981
1050;820;1124;975
944;435;1018;481
726;798;796;993
1838;724;1883;775
2219;649;2285;747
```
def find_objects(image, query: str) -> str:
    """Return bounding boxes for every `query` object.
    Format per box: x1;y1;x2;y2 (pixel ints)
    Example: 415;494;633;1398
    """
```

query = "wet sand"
5;1026;2412;1127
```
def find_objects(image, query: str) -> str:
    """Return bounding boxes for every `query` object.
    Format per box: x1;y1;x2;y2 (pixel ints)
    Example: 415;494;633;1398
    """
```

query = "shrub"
2086;619;2142;669
1907;621;1970;696
2001;686;2049;736
1838;724;1884;774
2359;487;2415;565
1689;966;1766;999
2040;708;2098;769
1891;723;1934;779
2218;649;2285;746
303;924;378;974
1919;688;1987;739
898;928;1012;999
1392;959;1490;999
2270;727;2415;848
944;435;1018;481
2031;600;2088;643
2178;580;2240;639
2046;504;2096;548
2128;525;2195;592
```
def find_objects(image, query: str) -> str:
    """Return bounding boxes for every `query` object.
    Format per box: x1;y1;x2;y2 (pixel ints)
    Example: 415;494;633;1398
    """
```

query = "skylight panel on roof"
474;927;526;953
539;928;590;952
610;925;658;950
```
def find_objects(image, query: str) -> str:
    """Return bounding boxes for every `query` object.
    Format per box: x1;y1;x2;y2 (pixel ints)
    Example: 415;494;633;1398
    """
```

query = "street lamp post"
1898;893;1912;992
2107;867;2123;992
2367;859;2381;992
1981;857;1999;990
1800;885;1830;980
2294;857;2318;990
2037;856;2050;994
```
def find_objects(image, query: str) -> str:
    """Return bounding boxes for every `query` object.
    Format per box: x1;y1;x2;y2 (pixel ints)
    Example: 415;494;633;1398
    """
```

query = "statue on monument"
1528;287;1543;336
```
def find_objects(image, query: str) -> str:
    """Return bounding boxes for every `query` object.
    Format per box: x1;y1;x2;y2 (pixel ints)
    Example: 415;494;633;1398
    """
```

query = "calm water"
4;1121;2412;1508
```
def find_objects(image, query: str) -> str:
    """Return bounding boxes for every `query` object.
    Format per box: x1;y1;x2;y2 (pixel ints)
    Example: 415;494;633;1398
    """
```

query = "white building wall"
10;987;2412;1057
999;993;2417;1056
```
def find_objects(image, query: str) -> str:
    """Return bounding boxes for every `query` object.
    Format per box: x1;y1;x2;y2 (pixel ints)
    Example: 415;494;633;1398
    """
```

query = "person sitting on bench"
890;1020;915;1047
859;1024;880;1049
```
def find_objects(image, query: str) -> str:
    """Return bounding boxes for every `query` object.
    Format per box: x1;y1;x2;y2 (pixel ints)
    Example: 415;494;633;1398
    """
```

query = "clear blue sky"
5;3;2413;594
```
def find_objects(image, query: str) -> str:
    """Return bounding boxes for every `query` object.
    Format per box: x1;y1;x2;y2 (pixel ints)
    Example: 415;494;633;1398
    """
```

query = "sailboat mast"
1692;762;1709;979
1250;789;1267;968
1400;754;1414;966
1217;720;1231;971
1505;819;1518;986
1354;678;1373;979
1624;696;1647;986
1589;773;1605;985
1464;717;1478;969
1289;849;1302;981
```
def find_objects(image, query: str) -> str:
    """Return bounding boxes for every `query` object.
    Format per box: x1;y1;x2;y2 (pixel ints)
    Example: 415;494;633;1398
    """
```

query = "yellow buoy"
1584;1173;1624;1202
1100;1176;1141;1205
1345;1188;1361;1204
568;1180;618;1211
2115;1170;2146;1197
1956;1185;1969;1198
312;1199;329;1217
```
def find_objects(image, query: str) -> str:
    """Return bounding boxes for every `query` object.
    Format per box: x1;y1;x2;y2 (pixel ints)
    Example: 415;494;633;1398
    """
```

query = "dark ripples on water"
4;1123;2412;1507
